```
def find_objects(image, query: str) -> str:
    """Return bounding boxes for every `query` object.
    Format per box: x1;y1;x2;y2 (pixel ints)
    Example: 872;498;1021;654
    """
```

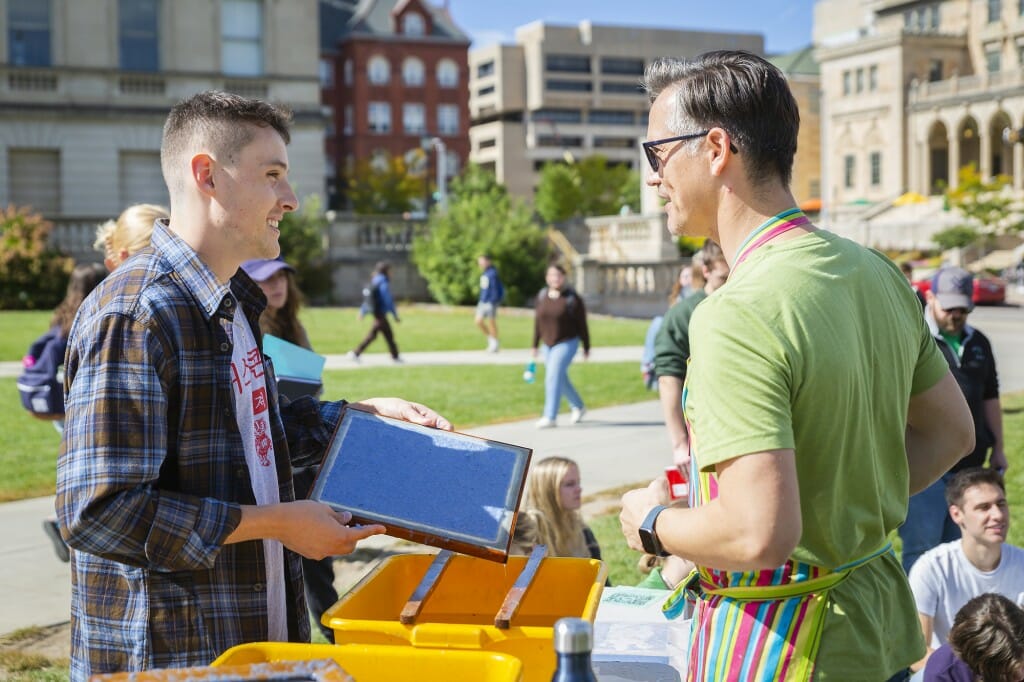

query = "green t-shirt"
685;230;948;680
653;289;708;380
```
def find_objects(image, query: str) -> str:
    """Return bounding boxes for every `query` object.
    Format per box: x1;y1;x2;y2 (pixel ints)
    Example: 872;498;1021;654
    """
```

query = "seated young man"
909;467;1024;670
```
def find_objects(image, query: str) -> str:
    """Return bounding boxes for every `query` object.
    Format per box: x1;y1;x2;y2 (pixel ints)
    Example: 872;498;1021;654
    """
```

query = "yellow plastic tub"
322;554;606;682
212;641;523;681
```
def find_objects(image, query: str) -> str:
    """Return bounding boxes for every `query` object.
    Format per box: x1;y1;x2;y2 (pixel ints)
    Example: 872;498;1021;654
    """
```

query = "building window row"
366;102;459;135
601;81;644;95
599;57;644;75
545;54;591;73
842;65;878;95
543;54;647;76
904;3;940;32
842;151;883;189
547;79;592;92
477;60;495;78
538;135;584;148
477;85;495;96
589;110;635;125
367;55;459;87
531;109;643;125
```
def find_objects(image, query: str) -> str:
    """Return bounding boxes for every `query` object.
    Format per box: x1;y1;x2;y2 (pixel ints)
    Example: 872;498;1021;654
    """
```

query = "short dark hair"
374;260;391;276
643;51;799;187
945;467;1005;508
161;90;293;192
949;594;1024;681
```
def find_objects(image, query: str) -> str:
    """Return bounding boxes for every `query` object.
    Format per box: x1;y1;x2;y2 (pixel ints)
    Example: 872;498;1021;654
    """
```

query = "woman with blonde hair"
523;456;601;560
94;203;168;271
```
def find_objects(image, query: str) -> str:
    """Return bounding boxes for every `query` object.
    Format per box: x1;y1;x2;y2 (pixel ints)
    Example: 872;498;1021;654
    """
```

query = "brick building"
320;0;470;208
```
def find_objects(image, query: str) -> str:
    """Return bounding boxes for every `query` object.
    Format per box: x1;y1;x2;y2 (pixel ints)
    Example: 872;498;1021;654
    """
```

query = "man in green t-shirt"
619;51;974;681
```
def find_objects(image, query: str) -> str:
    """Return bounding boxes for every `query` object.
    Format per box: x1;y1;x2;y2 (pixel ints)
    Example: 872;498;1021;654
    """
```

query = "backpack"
361;281;381;315
17;327;68;420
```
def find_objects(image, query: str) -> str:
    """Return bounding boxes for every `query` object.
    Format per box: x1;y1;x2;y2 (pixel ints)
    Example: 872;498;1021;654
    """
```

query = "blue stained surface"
314;410;528;548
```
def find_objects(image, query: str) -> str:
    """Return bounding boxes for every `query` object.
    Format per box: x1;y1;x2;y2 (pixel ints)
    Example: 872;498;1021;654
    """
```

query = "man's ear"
190;153;216;196
707;127;734;177
949;504;964;526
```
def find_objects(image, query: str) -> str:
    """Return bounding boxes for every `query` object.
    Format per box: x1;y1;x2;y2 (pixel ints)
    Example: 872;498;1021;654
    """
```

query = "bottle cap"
553;617;592;654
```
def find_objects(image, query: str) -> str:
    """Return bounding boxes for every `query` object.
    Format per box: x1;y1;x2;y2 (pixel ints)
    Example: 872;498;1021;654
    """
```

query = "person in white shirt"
909;467;1024;671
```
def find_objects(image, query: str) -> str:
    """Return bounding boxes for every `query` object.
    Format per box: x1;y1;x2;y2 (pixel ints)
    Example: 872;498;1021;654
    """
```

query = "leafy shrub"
413;165;549;306
0;206;72;310
278;195;331;304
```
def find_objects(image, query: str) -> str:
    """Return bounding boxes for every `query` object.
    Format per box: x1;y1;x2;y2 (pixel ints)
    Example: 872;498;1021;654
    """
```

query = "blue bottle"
523;360;536;383
551;617;597;682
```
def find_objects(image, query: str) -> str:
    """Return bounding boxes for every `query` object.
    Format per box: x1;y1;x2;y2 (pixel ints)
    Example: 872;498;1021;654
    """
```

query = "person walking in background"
522;456;601;560
899;266;1005;573
241;257;338;643
21;264;106;563
532;264;589;429
348;260;401;363
653;241;729;470
475;253;505;352
57;90;450;679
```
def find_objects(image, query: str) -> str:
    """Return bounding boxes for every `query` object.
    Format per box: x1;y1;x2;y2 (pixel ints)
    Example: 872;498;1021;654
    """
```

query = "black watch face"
639;528;661;556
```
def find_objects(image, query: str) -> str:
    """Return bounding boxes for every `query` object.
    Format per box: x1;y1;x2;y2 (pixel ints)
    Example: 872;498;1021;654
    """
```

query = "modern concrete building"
467;21;764;200
816;0;1024;221
319;0;470;209
0;0;326;242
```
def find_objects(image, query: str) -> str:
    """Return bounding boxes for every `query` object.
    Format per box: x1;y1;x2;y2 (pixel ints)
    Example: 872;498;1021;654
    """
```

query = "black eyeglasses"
642;131;738;173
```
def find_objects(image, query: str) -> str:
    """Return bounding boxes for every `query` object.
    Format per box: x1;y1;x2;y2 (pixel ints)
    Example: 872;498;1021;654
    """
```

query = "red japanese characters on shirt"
253;419;272;467
230;347;266;395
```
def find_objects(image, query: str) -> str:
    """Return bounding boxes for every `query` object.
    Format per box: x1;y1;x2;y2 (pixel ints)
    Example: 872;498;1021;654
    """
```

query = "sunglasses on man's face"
641;131;738;173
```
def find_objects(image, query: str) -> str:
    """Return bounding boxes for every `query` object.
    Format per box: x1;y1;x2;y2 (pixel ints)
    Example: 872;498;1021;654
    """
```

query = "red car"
912;273;1007;306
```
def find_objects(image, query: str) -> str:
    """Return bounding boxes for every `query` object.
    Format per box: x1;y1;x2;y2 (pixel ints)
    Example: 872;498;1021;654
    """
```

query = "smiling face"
644;88;714;239
545;266;566;291
212;124;298;263
951;482;1010;549
558;464;582;511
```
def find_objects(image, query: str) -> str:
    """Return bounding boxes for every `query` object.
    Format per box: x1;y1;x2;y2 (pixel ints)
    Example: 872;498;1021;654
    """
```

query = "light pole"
421;136;448;211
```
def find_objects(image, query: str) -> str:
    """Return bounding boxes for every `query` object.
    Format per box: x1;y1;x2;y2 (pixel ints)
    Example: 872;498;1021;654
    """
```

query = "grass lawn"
590;390;1024;587
0;360;653;502
0;305;651;362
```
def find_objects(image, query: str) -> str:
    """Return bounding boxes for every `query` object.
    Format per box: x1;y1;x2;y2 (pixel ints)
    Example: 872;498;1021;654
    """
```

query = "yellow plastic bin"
212;641;523;681
322;554;606;682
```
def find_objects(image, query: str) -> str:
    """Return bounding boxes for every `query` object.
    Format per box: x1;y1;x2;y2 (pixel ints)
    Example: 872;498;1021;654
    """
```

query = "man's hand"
619;478;672;552
350;397;453;431
991;447;1009;474
275;501;385;559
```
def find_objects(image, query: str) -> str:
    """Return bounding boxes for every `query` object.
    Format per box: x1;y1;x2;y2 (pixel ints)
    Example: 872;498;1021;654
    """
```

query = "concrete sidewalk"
0;398;667;636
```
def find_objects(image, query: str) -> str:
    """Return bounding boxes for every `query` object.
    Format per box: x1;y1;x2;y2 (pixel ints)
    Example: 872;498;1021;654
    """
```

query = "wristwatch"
639;504;669;557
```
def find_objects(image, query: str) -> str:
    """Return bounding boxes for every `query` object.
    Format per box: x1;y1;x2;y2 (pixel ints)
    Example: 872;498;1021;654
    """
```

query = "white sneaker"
393;356;404;364
535;417;557;429
486;337;500;353
570;407;586;424
346;351;360;363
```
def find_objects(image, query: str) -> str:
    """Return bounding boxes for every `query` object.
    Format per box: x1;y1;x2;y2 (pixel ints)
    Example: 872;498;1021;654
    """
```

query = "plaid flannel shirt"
57;222;344;680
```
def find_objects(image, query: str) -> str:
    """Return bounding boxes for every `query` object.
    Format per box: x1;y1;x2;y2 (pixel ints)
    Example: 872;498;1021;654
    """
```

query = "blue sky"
449;0;817;56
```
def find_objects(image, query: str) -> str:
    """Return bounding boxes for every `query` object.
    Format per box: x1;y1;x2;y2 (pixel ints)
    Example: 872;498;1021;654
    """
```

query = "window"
437;104;459;135
809;180;821;198
344;58;353;85
343;105;352;134
928;59;943;82
403;57;424;86
600;57;644;75
987;49;1001;73
119;151;168;207
1018;43;1024;67
930;4;941;28
402;12;425;36
403;103;425;134
437;59;458;87
589;110;634;125
9;149;60;214
119;0;159;72
221;0;262;76
808;89;820;114
368;102;391;134
988;0;1001;22
593;136;635;149
8;0;51;67
843;71;851;95
538;136;583;147
368;56;390;85
1020;0;1024;15
547;80;592;92
869;151;882;187
477;61;495;78
545;54;590;73
478;138;496;149
601;81;643;94
869;65;878;91
532;109;582;124
855;68;864;93
477;85;495;96
319;58;334;88
844;155;856;189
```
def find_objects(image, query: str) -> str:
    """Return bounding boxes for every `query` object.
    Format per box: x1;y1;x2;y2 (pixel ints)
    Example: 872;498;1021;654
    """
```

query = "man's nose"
644;166;661;186
280;181;298;212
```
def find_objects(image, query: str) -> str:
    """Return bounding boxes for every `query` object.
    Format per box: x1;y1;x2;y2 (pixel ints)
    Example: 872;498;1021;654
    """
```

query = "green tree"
0;206;73;310
943;165;1024;239
412;164;549;305
534;155;640;223
278;194;331;303
931;225;981;251
347;155;426;215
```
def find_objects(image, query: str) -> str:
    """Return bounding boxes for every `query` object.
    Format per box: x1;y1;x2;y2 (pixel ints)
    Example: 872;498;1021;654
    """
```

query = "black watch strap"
639;504;669;557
